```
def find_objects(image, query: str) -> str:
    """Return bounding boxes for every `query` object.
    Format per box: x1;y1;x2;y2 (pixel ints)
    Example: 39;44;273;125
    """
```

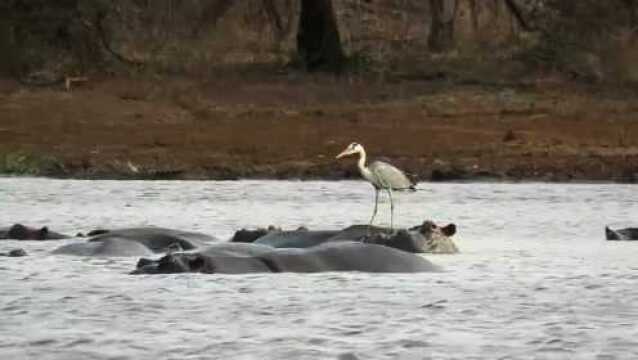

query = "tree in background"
296;0;345;73
428;0;458;52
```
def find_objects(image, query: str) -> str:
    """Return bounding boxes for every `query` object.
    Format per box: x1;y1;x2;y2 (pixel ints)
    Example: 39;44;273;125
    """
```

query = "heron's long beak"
335;149;353;159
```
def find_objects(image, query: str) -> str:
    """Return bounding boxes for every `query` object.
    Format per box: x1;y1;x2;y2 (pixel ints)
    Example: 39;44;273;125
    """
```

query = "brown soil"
2;73;638;182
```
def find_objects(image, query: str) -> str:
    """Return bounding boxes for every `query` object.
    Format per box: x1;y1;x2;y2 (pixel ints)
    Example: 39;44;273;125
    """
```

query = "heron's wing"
368;160;414;190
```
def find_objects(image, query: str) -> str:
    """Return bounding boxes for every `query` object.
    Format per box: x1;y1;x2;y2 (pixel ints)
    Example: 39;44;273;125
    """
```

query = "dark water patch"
421;299;448;310
337;352;360;360
28;338;57;346
401;339;430;348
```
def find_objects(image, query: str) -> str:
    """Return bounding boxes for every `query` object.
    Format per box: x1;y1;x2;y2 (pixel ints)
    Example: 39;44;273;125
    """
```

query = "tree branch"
503;0;534;32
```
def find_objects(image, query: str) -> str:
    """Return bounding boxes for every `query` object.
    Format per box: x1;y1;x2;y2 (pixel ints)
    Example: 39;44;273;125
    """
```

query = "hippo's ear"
39;227;49;239
441;224;456;237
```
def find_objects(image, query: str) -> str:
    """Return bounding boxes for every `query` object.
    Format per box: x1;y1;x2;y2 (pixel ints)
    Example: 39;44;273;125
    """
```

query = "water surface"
1;178;638;359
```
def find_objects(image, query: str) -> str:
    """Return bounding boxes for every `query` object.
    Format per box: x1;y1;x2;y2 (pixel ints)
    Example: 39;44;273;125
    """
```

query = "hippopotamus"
131;242;440;274
0;248;27;257
605;226;638;240
0;224;69;240
233;220;459;254
52;227;217;256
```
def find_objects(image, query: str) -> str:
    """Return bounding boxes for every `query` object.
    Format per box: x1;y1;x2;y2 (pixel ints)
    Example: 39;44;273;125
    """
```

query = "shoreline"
2;76;638;184
1;173;637;184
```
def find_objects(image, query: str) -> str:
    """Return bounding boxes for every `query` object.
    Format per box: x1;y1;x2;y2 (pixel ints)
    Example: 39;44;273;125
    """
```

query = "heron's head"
336;142;364;159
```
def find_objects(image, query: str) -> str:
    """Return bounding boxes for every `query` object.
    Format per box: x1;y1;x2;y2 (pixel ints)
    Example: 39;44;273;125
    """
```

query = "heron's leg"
369;189;379;229
386;187;394;232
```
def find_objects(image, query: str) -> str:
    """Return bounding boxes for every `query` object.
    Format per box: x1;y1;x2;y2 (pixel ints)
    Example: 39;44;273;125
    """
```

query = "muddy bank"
1;76;638;182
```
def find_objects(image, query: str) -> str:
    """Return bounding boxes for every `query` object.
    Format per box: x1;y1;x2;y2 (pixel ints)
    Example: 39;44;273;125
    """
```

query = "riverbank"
2;74;638;182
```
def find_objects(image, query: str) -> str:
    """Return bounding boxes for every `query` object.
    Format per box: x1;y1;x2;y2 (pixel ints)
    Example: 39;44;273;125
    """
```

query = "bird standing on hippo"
336;142;417;230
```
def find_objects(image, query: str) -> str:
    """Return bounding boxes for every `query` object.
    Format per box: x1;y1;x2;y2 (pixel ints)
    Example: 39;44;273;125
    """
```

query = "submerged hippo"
0;248;27;257
52;227;217;256
234;220;459;254
0;224;69;240
605;226;638;241
132;242;440;274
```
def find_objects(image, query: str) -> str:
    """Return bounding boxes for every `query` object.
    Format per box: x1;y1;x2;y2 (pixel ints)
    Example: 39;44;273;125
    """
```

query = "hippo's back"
255;230;339;248
53;238;155;257
265;242;440;273
88;227;217;251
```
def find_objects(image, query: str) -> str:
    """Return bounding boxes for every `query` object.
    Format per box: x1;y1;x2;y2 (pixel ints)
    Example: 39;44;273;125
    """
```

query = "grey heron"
336;142;415;230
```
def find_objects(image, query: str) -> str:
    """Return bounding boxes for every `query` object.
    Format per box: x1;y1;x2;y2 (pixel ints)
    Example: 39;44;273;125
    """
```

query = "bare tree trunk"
263;0;295;43
428;0;458;52
468;0;479;35
297;0;345;73
621;0;637;28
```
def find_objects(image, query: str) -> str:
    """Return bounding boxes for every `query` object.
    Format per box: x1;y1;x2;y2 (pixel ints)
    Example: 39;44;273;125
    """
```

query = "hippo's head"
414;221;456;238
8;248;27;257
409;220;459;254
605;226;620;240
605;226;638;241
131;253;212;274
0;248;27;257
8;224;49;240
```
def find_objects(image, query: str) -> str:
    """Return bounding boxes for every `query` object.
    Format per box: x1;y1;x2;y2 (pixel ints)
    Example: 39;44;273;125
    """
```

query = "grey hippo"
231;220;459;254
0;248;27;257
52;227;217;256
0;224;69;240
605;226;638;241
132;242;441;274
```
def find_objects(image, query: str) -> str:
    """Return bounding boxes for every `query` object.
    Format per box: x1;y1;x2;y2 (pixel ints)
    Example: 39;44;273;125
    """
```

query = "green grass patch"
0;151;64;176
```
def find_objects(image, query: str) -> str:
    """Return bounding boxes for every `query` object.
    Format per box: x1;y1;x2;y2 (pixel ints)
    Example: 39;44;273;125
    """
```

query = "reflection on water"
2;178;638;359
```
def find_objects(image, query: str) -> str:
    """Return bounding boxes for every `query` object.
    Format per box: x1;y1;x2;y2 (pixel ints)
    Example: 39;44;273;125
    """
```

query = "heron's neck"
357;149;370;176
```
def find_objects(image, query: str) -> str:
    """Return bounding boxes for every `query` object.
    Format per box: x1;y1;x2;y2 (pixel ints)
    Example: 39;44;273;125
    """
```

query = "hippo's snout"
130;257;159;274
136;257;154;268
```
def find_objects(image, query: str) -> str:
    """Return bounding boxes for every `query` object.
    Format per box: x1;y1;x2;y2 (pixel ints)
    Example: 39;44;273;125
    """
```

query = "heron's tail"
407;184;432;192
395;184;419;192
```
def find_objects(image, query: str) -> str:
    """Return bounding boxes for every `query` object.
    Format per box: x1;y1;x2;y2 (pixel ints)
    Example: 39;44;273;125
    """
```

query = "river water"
1;178;637;360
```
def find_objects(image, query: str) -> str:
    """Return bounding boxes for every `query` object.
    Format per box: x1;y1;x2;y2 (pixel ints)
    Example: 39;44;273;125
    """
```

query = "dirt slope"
1;75;638;182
